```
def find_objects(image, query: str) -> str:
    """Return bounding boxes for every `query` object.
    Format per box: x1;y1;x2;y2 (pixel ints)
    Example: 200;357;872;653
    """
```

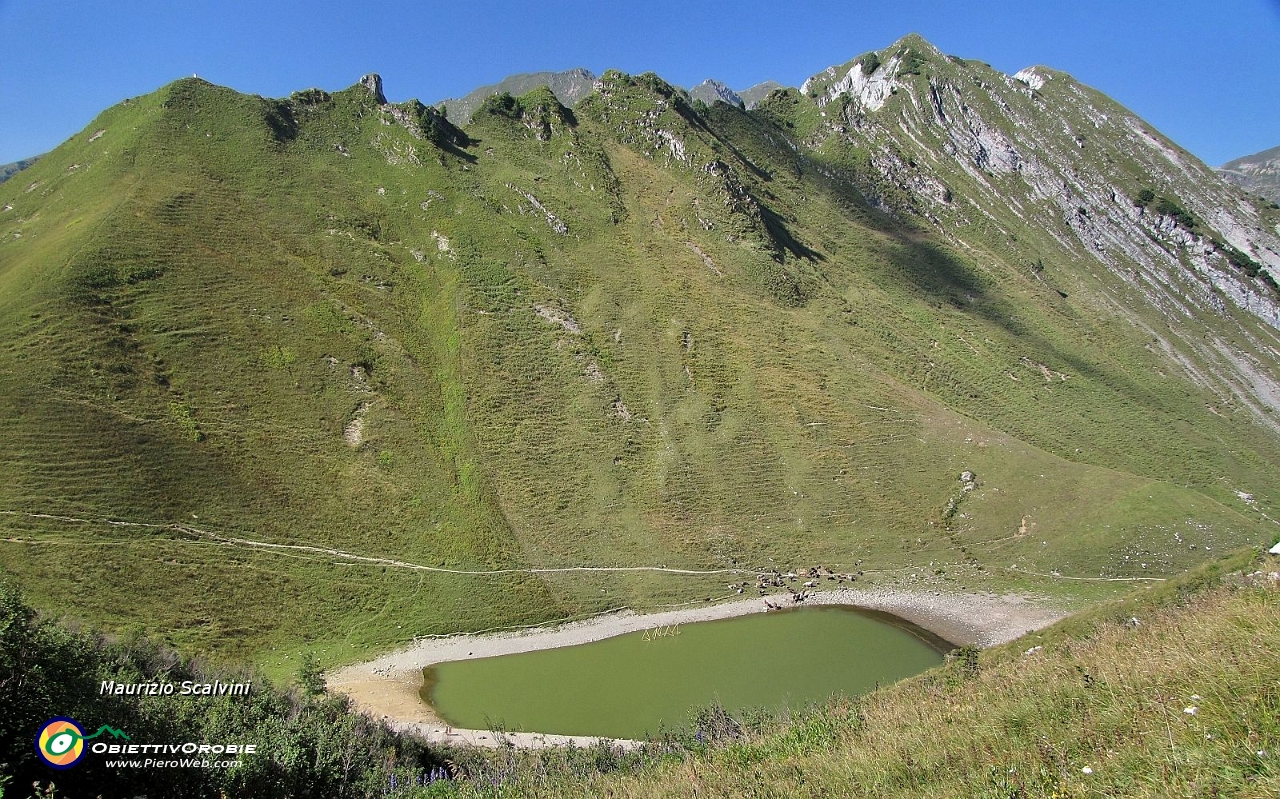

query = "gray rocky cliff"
783;35;1280;429
360;73;387;105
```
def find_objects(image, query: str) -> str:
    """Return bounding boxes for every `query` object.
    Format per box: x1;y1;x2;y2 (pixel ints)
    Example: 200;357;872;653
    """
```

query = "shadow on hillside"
879;236;986;308
702;104;999;315
750;112;1021;327
675;93;774;184
713;104;1204;417
760;204;824;263
440;136;479;164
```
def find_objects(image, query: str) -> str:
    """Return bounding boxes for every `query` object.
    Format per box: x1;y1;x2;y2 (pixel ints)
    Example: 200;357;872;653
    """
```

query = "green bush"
1215;241;1278;292
897;50;928;77
1151;196;1198;229
1135;190;1200;231
478;92;522;120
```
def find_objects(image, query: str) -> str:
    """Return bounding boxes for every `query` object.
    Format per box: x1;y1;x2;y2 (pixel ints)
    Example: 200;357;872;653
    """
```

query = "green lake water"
422;607;948;739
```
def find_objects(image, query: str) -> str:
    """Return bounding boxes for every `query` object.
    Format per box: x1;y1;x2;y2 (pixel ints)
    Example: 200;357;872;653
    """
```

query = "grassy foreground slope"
401;548;1280;798
1;38;1279;672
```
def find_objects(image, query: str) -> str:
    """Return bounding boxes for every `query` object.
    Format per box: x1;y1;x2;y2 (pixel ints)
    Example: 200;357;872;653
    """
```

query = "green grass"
0;64;1279;677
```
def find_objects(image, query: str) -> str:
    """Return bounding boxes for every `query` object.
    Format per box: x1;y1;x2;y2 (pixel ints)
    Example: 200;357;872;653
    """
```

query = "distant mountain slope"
1218;144;1280;203
3;35;1280;671
738;80;783;109
437;67;595;123
0;156;39;184
689;79;743;108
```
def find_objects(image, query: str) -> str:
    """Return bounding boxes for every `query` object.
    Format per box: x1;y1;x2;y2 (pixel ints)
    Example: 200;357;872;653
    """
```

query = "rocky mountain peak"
359;73;386;104
689;79;744;108
890;31;943;54
738;80;784;109
777;36;1280;429
800;33;951;110
801;51;902;111
1012;66;1051;91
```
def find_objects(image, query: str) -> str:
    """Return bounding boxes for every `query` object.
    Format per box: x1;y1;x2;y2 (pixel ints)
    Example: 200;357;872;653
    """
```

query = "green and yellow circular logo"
35;717;86;769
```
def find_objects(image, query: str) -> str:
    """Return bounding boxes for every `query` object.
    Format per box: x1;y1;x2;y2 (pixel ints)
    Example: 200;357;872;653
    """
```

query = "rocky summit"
688;79;744;108
1;34;1279;666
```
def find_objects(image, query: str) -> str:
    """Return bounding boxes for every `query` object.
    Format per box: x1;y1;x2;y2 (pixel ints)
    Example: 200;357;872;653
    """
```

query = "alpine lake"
421;606;952;740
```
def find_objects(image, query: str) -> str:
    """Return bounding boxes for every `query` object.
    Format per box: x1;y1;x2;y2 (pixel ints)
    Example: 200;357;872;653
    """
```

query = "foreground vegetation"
3;548;1277;797
0;581;444;798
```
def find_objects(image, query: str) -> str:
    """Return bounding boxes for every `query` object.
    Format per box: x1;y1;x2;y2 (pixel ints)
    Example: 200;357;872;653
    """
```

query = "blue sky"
1;0;1277;166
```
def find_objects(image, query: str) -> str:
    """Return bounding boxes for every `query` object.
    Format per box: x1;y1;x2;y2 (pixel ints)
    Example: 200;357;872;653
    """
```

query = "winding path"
3;508;1177;584
0;509;753;577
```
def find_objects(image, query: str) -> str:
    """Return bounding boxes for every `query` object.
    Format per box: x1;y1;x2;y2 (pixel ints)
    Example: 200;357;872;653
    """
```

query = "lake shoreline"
329;587;1066;749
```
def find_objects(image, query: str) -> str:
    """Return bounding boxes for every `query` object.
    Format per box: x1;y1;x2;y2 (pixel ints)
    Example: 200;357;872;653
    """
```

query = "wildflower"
1081;766;1093;775
1184;706;1198;715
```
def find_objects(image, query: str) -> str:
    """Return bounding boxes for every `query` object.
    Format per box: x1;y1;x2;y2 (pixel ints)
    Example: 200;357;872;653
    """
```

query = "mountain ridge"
438;71;787;123
1218;143;1280;204
688;79;744;108
2;35;1279;673
436;67;597;124
0;156;40;184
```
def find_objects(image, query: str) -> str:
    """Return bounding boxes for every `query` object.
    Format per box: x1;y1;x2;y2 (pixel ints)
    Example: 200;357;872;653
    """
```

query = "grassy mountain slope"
2;38;1280;674
0;81;566;667
738;80;784;110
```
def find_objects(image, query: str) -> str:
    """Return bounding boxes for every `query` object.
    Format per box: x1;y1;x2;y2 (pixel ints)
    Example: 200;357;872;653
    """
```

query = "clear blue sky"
2;0;1277;166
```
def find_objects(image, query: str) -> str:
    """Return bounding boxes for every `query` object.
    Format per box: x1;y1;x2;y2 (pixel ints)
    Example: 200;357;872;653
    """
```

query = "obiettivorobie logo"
35;717;130;769
35;717;257;770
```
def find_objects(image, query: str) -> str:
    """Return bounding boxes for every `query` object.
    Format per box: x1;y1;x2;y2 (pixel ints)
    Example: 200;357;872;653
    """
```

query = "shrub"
897;50;928;76
1151;196;1197;229
857;53;882;75
478;92;522;120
